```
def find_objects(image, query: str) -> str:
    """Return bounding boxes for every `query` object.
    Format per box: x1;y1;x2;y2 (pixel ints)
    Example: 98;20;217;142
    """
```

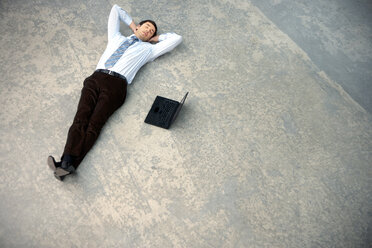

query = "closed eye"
146;24;155;34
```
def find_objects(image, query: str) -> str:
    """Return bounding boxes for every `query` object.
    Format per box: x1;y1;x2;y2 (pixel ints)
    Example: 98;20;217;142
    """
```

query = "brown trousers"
62;71;127;169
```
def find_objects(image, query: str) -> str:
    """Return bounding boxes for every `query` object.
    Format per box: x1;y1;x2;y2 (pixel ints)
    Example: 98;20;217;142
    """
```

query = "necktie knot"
129;36;139;45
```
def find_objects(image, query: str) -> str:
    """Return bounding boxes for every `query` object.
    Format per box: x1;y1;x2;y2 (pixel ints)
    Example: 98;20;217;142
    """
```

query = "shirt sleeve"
148;33;183;62
107;4;133;42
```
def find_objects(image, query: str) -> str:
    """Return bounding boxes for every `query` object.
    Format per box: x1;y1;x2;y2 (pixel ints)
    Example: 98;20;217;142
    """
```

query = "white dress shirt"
96;4;182;84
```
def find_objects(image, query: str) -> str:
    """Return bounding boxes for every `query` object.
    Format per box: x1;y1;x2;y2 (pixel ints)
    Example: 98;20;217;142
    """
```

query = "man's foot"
47;156;61;171
55;161;75;177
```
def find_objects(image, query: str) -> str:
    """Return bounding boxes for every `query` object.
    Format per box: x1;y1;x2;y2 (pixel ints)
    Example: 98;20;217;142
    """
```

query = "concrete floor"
251;0;372;115
0;0;371;247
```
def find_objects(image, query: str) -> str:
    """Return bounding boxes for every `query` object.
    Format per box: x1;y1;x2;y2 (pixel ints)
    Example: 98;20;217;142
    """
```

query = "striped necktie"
105;36;139;69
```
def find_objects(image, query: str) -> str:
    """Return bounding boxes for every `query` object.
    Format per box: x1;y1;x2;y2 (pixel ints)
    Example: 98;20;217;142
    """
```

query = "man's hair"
139;20;157;38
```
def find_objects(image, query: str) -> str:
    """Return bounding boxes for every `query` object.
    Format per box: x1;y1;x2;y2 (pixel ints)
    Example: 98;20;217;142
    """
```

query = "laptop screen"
171;92;189;124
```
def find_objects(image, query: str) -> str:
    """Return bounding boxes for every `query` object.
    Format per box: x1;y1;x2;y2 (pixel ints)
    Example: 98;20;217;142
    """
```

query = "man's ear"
136;24;141;31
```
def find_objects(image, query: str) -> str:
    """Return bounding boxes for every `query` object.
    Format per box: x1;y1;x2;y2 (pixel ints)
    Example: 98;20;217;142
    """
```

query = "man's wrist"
129;21;137;33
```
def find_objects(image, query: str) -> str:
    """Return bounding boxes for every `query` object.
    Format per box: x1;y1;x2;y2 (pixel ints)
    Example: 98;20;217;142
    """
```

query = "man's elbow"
174;34;182;45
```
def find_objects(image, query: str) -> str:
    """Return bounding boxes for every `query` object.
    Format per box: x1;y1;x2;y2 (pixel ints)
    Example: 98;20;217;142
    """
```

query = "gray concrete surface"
0;0;371;247
250;0;372;114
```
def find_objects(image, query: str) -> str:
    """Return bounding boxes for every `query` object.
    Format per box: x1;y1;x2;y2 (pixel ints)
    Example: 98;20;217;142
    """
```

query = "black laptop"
144;92;189;129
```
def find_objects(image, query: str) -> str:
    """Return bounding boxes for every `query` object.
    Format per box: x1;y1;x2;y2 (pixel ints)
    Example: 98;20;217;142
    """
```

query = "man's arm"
107;4;135;42
148;33;182;61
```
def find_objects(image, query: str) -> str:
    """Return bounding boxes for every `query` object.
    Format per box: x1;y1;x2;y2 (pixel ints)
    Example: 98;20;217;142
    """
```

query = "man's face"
135;22;156;41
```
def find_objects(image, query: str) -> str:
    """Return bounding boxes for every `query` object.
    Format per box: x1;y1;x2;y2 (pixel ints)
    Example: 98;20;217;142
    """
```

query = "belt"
95;69;127;81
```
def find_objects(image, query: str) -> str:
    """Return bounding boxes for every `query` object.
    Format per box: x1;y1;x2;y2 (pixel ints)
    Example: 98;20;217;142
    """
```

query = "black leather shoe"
47;156;61;172
55;161;75;177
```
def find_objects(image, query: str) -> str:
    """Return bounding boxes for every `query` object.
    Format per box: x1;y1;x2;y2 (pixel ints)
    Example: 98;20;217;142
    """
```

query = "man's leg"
56;73;127;176
72;76;128;168
60;75;100;168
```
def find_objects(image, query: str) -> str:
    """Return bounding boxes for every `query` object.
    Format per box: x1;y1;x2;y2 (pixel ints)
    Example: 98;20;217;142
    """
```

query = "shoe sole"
55;167;72;177
54;172;65;181
47;156;57;171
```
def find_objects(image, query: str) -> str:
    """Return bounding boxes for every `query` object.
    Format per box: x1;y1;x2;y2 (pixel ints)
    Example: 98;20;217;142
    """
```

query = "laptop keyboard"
160;101;173;123
145;94;187;129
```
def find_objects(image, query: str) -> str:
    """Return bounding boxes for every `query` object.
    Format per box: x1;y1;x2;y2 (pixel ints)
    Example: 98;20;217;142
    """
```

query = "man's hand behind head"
148;35;159;43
